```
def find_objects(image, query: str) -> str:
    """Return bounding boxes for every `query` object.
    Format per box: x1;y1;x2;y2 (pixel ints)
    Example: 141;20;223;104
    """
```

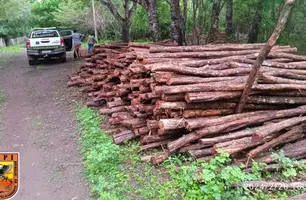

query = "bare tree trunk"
136;0;159;42
206;0;221;43
236;0;296;113
100;0;137;42
247;0;263;43
183;0;188;29
170;0;183;45
122;21;130;42
225;0;233;37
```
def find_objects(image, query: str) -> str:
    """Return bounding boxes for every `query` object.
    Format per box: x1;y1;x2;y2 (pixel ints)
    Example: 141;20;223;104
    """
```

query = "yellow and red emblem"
0;153;19;200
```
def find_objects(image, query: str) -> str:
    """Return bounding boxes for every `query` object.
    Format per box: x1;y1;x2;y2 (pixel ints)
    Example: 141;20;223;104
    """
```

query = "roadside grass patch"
32;116;42;129
76;106;306;200
0;90;6;105
0;44;25;55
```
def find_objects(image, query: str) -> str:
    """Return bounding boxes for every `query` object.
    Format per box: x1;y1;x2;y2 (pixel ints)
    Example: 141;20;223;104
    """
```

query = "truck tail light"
60;37;64;47
26;40;31;48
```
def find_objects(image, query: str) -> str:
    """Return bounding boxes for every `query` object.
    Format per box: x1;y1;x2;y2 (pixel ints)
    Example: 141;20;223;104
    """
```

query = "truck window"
31;30;59;38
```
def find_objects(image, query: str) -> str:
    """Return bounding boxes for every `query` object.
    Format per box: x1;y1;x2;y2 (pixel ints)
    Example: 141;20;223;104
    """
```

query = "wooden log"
167;76;246;85
99;106;126;115
147;120;159;130
188;148;212;158
185;91;242;103
252;116;306;142
149;44;266;53
113;130;136;144
168;105;306;152
151;152;169;165
159;118;186;131
260;73;306;84
213;134;276;155
107;100;125;108
121;118;146;129
247;96;306;104
244;159;306;173
157;128;186;135
185;110;269;131
140;140;172;151
149;48;294;59
154;82;306;95
141;134;180;144
232;181;306;190
161;93;185;101
183;109;234;118
152;63;251;77
179;143;212;153
247;125;305;159
255;139;306;164
155;101;186;110
133;126;149;136
287;193;306;200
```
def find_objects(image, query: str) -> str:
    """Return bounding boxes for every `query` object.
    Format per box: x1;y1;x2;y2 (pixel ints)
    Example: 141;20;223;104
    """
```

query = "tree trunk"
247;0;263;43
225;0;233;37
122;20;130;42
147;0;159;42
206;0;221;43
170;0;182;45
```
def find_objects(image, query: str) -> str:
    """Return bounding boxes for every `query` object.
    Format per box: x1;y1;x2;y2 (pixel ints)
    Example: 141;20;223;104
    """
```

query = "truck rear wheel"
28;58;36;65
59;53;67;63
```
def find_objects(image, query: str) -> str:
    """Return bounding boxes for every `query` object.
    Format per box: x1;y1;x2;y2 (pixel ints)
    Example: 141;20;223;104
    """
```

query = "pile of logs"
68;42;306;167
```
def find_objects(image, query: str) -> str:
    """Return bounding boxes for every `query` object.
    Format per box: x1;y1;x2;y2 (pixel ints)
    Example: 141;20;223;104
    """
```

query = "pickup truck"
26;27;73;65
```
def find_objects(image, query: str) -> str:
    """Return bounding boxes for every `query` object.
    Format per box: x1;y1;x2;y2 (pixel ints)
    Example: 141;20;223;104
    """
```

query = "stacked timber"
68;42;306;167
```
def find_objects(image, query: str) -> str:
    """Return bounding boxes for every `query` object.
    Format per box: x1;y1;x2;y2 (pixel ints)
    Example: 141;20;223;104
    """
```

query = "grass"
0;90;6;105
32;116;42;129
76;105;306;200
0;44;25;55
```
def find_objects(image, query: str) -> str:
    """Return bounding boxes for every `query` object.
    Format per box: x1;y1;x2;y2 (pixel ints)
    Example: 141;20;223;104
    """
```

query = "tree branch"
100;0;124;22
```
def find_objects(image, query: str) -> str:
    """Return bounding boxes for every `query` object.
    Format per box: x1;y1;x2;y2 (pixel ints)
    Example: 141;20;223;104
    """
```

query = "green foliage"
76;106;168;200
0;90;6;104
31;0;62;28
272;150;306;180
53;0;87;30
0;44;25;55
0;0;32;38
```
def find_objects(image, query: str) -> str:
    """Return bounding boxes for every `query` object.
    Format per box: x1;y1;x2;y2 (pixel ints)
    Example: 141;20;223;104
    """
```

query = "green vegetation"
0;44;25;55
32;116;42;129
0;90;6;105
76;106;306;200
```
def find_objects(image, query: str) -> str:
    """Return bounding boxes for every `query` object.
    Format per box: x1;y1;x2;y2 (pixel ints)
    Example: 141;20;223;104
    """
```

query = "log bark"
161;93;185;101
287;193;306;200
159;118;186;131
236;0;296;113
186;91;242;103
247;125;305;159
99;106;126;115
255;139;306;164
140;140;171;151
168;105;306;152
213;134;275;155
155;100;186;110
113;130;136;144
188;148;212;158
252;116;306;142
247;96;306;104
183;109;233;118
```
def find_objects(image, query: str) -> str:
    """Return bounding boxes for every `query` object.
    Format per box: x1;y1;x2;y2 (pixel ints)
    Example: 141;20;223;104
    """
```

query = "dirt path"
0;50;89;200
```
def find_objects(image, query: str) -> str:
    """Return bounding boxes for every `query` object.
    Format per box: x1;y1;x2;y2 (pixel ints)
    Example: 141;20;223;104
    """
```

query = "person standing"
87;34;97;53
72;30;84;59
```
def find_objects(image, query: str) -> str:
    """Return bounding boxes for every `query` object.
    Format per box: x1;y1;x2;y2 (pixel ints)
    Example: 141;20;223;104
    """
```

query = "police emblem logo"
0;153;19;200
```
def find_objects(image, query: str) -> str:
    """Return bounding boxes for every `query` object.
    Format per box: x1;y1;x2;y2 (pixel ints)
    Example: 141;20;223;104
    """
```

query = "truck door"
59;30;73;51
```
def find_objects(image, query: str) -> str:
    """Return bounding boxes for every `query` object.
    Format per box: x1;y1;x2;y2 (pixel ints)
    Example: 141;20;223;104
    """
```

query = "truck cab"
26;27;73;65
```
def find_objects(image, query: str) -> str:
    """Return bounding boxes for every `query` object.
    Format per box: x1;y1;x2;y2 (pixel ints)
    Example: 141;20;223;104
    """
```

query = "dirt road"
0;50;89;200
